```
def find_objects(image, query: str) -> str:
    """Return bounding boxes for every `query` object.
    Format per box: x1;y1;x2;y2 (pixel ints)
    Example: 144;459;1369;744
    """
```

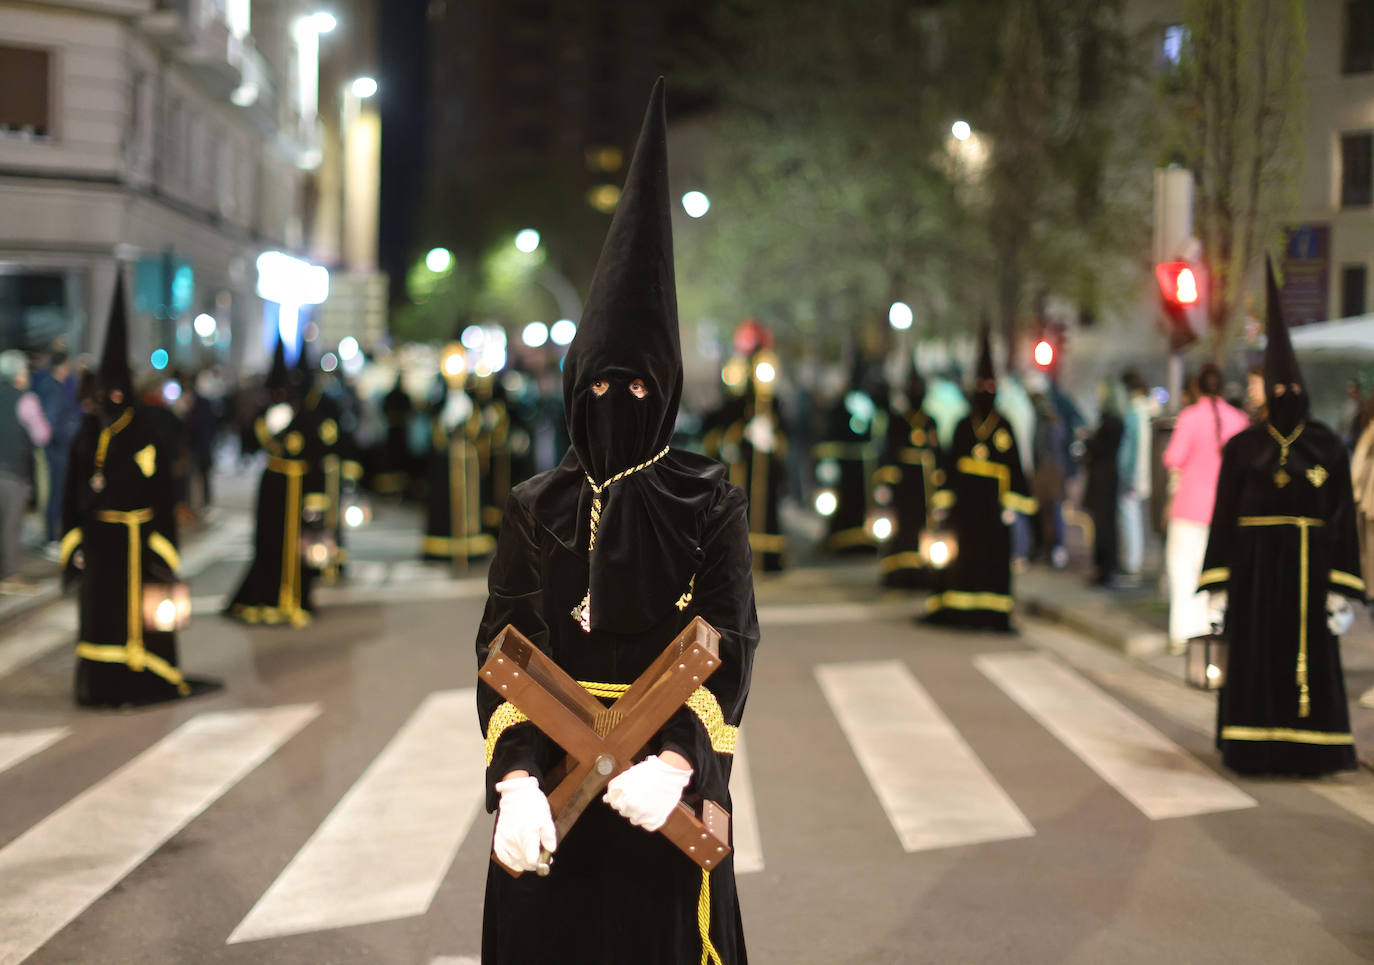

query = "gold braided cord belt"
483;678;738;767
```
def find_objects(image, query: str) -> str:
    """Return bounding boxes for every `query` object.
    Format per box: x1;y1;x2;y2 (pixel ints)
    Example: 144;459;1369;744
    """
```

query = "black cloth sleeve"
1325;445;1365;600
146;433;180;584
1199;440;1242;595
59;419;94;587
476;491;557;811
655;485;759;803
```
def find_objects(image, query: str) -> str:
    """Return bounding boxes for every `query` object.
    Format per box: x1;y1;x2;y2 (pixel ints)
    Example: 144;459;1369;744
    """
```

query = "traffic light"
1155;261;1206;349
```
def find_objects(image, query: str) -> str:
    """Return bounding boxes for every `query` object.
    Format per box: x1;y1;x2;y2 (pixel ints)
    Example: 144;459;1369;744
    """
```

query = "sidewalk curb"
1022;594;1169;660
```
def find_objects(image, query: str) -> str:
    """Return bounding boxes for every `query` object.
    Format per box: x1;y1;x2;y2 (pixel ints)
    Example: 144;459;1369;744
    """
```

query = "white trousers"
1118;494;1145;575
1166;518;1211;645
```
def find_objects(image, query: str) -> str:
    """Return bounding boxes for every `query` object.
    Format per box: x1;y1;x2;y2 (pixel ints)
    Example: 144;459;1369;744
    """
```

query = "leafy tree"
1172;0;1306;355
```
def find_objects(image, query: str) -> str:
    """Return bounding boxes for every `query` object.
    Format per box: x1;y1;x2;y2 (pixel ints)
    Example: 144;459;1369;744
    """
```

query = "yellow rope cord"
585;445;671;552
483;679;738;765
698;867;723;965
94;408;133;470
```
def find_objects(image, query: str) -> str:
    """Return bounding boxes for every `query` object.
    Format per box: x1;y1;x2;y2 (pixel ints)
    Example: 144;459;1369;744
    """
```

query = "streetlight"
682;191;710;218
193;313;217;339
310;11;337;33
888;301;914;330
425;247;453;273
951;120;972;141
550;319;576;346
522;321;549;348
338;335;359;361
351;76;378;99
514;229;541;253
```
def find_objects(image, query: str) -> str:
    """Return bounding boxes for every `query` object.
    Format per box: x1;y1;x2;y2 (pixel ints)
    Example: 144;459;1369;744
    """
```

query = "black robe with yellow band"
299;387;362;584
874;407;941;588
476;454;756;965
718;393;786;572
924;410;1035;631
223;408;317;628
423;404;495;561
1199;422;1360;776
62;407;187;707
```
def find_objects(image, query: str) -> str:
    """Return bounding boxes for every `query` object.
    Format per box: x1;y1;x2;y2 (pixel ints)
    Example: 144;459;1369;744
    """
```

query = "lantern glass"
1186;635;1227;690
342;493;373;529
300;532;338;569
142;582;191;632
919;529;958;569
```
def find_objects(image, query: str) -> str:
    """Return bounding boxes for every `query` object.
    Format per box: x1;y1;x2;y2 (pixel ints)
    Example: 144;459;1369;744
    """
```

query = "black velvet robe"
1085;412;1124;584
925;411;1035;631
300;387;361;584
474;390;514;537
374;383;413;496
875;407;941;588
1199;422;1361;775
423;409;495;561
477;449;757;965
814;398;880;553
719;395;786;572
224;408;317;627
62;407;188;706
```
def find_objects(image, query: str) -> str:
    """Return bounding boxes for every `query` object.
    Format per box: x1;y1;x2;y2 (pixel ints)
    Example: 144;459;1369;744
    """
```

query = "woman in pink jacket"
1161;364;1249;651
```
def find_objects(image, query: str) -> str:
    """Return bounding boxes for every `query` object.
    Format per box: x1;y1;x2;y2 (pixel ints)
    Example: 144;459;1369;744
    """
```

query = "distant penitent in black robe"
423;394;495;561
924;410;1035;631
63;406;189;706
874;403;941;588
719;389;787;571
224;405;317;627
477;453;756;965
1198;422;1361;775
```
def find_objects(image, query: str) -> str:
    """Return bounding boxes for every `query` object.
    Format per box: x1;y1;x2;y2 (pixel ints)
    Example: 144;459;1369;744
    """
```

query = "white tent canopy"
1288;313;1374;355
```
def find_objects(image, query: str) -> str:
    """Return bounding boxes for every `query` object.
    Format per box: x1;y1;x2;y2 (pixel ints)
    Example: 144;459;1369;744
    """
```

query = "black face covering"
1263;257;1308;435
905;374;927;413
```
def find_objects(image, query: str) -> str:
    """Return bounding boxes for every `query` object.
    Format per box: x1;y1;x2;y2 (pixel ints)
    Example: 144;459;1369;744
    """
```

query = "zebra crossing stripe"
815;660;1034;853
975;652;1257;820
430;957;479;964
729;732;764;874
0;704;320;965
0;727;68;777
228;689;486;944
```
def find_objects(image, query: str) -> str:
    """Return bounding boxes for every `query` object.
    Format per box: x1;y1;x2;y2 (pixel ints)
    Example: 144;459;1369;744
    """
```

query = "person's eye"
591;380;610;397
629;379;648;399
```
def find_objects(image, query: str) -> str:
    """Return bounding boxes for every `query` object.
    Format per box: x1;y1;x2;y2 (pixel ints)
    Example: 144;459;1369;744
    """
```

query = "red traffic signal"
1033;338;1055;369
1155;261;1207;348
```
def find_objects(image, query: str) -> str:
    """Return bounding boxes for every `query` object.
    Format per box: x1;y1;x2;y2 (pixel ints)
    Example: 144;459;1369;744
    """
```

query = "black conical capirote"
976;324;996;383
1264;256;1303;391
266;336;290;392
562;76;681;479
99;271;134;400
294;337;315;394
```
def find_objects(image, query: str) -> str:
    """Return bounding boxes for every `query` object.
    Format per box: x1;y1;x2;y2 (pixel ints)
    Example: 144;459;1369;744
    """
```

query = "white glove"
493;776;556;873
1206;591;1227;634
603;755;692;832
265;402;294;435
1001;508;1016;526
1327;594;1355;636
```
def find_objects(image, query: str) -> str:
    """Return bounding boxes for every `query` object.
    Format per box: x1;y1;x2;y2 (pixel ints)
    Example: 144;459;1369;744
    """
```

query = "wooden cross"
480;616;733;877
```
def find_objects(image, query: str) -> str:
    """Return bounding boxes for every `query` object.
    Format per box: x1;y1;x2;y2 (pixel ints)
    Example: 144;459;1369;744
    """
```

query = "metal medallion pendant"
570;590;592;633
972;443;990;461
90;472;105;493
1274;468;1291;488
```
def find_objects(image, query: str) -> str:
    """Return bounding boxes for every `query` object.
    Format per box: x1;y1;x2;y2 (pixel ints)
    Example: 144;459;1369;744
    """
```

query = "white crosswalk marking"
0;727;68;776
430;956;479;964
729;732;764;874
228;689;487;944
975;652;1257;820
815;660;1034;853
0;704;320;965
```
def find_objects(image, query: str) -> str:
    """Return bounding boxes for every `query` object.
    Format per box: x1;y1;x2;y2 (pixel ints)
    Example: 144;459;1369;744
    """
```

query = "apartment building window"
1341;132;1373;207
1345;0;1374;74
1343;265;1369;318
0;46;51;139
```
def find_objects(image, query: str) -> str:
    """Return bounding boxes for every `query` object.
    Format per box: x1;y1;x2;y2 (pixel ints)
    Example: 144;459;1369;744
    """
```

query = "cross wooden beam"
480;616;733;877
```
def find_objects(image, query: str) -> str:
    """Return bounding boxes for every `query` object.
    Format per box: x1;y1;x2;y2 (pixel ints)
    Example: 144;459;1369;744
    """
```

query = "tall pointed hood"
551;77;723;637
972;323;997;417
99;271;134;405
265;336;290;395
1264;256;1307;433
562;75;681;483
294;338;316;398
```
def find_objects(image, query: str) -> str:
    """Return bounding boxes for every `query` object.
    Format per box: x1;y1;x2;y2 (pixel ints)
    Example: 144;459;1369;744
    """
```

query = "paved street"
0;491;1372;965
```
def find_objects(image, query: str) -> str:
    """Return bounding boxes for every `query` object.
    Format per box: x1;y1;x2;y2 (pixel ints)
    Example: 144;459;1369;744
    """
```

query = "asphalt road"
0;500;1371;965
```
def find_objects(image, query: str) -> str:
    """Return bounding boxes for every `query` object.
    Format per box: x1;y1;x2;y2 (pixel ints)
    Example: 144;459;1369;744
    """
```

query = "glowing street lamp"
310;11;337;33
951;120;972;141
523;321;549;348
425;247;453;273
550;319;576;346
351;75;378;99
514;229;541;253
888;301;914;331
682;191;710;218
